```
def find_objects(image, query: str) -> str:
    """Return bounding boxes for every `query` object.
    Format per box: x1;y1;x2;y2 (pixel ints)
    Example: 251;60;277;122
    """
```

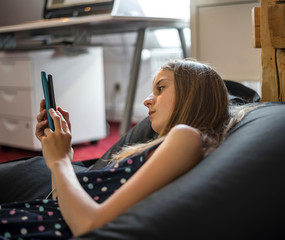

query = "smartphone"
41;71;56;131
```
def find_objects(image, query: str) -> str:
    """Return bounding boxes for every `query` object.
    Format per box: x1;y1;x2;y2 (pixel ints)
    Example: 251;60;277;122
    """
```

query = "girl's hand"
36;100;72;141
41;108;73;170
35;99;48;141
57;106;72;133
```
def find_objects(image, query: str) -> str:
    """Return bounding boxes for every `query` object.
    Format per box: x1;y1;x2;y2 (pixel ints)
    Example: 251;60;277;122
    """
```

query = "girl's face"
144;70;175;134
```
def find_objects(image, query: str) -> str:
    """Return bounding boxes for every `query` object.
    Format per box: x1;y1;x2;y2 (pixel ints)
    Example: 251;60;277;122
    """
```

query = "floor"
0;122;120;164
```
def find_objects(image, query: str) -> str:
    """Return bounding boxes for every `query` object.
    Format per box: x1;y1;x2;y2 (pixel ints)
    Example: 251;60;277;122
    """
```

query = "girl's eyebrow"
153;78;169;86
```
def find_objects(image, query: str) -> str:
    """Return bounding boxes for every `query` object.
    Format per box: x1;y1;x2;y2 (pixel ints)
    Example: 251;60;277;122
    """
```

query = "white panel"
0;117;40;150
0;57;32;88
197;2;262;82
30;47;107;144
0;89;33;118
190;0;262;97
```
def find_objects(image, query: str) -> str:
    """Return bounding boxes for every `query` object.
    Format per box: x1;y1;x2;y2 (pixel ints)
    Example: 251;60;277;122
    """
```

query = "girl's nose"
144;93;154;107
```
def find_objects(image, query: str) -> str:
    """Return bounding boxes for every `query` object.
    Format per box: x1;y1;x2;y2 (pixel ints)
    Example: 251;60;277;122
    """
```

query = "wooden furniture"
253;0;285;101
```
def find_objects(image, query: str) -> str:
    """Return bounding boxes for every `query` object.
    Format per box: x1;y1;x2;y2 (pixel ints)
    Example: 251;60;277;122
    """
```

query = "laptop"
43;0;114;19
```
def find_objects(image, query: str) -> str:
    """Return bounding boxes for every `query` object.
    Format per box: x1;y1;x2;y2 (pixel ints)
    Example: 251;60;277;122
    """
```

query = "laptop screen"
46;0;113;10
44;0;114;18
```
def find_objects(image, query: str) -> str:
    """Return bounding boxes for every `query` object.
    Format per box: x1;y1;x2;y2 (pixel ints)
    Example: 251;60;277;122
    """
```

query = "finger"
44;127;53;137
36;109;47;122
35;120;48;139
49;108;61;132
57;107;71;131
57;107;69;119
36;119;48;131
56;110;70;133
40;99;46;112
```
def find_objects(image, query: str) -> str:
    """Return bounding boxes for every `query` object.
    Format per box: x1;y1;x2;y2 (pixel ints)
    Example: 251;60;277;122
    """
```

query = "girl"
0;59;231;239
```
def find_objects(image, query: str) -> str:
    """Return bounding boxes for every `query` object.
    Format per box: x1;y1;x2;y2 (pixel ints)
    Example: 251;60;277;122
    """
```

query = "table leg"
120;28;146;136
177;28;188;58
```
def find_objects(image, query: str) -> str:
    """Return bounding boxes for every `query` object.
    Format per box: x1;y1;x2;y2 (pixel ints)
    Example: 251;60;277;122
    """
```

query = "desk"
0;15;189;135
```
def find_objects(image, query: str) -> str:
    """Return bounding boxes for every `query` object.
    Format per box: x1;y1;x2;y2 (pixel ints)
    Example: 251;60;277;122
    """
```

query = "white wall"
190;0;262;95
0;0;43;26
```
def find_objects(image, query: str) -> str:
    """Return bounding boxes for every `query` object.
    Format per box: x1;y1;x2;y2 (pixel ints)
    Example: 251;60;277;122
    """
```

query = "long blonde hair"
111;59;246;161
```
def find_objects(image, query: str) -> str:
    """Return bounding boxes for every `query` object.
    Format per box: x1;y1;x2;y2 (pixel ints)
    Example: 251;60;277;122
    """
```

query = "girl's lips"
148;111;155;117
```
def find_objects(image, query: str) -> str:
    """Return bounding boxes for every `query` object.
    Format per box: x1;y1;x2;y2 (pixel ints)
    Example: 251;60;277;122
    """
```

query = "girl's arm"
97;124;203;229
43;109;203;237
36;100;72;199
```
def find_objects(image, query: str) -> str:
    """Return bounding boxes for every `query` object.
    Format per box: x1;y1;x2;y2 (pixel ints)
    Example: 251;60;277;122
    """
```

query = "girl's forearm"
51;159;102;237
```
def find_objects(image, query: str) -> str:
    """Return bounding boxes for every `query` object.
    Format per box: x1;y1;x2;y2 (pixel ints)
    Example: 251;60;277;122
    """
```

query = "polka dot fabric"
79;153;147;204
0;199;66;240
0;144;157;240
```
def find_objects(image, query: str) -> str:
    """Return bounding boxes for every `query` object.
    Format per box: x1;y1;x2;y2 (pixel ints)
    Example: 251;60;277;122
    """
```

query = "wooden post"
258;0;285;101
276;49;285;101
268;3;285;101
252;7;261;48
260;0;279;101
268;4;285;48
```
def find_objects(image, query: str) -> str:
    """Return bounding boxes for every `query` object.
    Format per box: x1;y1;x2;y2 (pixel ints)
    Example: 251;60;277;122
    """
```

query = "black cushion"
75;103;285;240
0;156;88;204
224;80;261;104
88;117;157;170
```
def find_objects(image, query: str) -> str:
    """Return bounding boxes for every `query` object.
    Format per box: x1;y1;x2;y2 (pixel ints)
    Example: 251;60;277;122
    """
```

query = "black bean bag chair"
76;102;285;240
5;81;284;240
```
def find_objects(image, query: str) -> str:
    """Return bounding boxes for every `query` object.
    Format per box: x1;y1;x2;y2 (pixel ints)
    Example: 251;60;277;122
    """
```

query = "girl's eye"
157;86;164;93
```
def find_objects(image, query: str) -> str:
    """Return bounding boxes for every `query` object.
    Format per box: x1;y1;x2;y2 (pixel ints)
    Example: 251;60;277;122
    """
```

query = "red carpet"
0;122;120;164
